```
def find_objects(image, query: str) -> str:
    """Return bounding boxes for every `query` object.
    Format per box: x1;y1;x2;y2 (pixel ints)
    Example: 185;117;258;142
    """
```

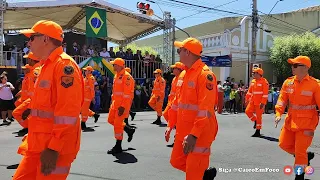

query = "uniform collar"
185;59;203;71
47;47;63;62
294;74;310;82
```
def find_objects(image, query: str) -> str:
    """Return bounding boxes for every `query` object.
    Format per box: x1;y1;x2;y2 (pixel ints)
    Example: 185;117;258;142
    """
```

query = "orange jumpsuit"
276;75;320;168
13;66;41;156
13;47;84;180
163;76;178;122
15;68;31;107
168;59;219;180
81;74;95;122
245;77;269;129
108;69;135;140
148;76;166;116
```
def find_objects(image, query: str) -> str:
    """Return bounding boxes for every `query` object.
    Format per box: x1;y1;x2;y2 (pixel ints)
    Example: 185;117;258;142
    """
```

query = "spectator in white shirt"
0;75;15;125
100;48;110;58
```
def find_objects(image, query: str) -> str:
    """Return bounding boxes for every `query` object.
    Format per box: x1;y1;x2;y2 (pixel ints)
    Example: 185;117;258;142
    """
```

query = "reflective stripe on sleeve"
197;110;211;118
31;109;54;119
192;147;210;154
51;166;70;175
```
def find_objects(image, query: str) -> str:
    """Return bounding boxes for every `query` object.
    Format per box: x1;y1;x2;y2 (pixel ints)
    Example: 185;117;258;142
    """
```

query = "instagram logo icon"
305;166;314;175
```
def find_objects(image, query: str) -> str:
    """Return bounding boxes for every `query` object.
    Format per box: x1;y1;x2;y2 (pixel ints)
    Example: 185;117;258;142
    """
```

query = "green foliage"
269;32;320;81
113;43;158;56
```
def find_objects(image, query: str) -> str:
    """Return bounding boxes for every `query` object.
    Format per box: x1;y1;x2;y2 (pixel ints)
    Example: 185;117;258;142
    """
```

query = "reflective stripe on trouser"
13;154;75;180
170;140;210;180
107;108;126;140
279;127;314;167
245;103;263;129
148;95;163;116
81;100;92;122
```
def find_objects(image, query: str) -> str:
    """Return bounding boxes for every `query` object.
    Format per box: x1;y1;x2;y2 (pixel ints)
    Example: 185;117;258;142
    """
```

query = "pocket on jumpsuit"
292;114;313;130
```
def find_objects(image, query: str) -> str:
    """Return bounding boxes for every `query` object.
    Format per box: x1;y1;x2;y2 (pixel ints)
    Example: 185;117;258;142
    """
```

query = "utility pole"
171;18;176;65
0;0;6;66
251;0;258;63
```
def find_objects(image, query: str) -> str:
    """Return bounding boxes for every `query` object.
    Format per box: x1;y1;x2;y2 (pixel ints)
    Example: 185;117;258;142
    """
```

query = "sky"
9;0;320;47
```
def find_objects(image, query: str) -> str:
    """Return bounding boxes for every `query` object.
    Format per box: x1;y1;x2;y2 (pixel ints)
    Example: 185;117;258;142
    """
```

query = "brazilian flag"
86;7;107;37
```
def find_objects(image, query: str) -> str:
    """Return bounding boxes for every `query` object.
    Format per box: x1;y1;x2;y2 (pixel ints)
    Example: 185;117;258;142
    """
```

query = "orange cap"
83;66;94;71
23;52;40;61
110;58;125;67
125;67;131;73
174;37;203;56
153;69;162;74
20;20;64;42
288;56;311;68
170;62;185;70
252;68;263;75
22;64;32;69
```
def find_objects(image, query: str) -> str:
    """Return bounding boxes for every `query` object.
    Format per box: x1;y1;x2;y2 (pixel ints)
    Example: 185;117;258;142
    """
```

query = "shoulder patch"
61;76;74;88
206;82;213;90
127;76;131;80
63;65;74;75
207;74;213;81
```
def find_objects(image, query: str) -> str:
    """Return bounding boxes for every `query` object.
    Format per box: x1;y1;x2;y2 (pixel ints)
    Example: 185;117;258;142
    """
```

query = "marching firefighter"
166;37;218;180
163;62;185;147
163;62;185;122
81;66;100;130
13;20;84;180
124;67;136;127
107;58;136;154
245;67;269;137
148;69;166;125
275;56;318;180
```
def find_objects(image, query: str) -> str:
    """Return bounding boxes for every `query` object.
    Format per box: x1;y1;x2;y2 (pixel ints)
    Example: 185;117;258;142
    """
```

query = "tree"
269;32;320;84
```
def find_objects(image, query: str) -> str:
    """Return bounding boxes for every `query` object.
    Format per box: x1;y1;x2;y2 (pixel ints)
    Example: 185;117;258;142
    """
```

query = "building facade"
134;6;320;85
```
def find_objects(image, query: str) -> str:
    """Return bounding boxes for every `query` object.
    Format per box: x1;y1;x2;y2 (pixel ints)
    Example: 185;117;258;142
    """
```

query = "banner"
86;7;107;37
201;54;232;67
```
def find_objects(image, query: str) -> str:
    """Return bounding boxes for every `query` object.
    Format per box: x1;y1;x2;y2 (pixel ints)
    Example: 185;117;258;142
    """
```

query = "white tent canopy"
4;0;164;45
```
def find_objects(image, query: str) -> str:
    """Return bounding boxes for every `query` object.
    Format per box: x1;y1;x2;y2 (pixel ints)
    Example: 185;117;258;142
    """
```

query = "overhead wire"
155;0;249;16
177;0;239;21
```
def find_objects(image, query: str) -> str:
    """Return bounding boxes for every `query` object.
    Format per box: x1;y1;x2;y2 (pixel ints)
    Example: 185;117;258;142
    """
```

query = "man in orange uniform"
245;68;269;137
275;56;318;180
124;67;136;128
81;66;100;130
13;20;84;180
107;58;135;154
15;52;42;135
148;69;166;125
165;37;218;180
163;62;185;122
15;52;40;107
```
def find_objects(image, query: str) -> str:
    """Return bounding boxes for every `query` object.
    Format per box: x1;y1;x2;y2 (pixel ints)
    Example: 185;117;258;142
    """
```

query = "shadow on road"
113;150;138;164
7;164;19;169
158;124;168;127
82;127;95;132
258;135;279;142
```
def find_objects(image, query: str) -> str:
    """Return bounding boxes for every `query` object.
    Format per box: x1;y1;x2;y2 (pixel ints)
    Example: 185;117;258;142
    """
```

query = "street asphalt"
0;112;319;180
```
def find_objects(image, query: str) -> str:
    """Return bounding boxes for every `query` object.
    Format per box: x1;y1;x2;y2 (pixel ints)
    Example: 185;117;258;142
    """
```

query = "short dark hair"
49;37;62;47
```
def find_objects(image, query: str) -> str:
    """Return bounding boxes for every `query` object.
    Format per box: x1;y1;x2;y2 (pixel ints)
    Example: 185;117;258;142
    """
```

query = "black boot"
124;126;135;142
253;121;256;129
308;151;315;166
251;129;261;137
18;128;28;136
93;114;100;123
203;167;217;180
130;111;136;121
107;140;123;154
294;173;304;180
81;122;87;130
152;116;161;125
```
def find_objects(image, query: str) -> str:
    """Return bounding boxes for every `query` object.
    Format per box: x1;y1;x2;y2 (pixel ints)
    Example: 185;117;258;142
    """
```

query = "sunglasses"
29;34;43;41
292;64;305;68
